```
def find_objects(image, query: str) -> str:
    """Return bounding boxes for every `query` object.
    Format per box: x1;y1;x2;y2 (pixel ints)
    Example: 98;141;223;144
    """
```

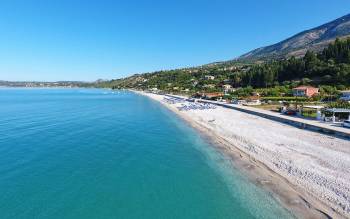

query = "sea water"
0;88;294;219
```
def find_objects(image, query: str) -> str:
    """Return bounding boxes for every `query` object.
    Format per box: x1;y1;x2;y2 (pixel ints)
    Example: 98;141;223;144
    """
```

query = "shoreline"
135;90;349;219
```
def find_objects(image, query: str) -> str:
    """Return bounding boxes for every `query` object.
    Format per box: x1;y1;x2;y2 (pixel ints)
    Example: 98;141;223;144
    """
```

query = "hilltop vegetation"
235;38;350;89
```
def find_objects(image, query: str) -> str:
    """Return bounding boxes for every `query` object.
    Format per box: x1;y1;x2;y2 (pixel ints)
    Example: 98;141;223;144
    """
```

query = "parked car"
284;110;297;115
342;120;350;128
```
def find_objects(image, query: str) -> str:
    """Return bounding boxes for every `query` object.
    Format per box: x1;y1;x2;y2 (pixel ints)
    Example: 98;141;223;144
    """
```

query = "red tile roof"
293;86;318;90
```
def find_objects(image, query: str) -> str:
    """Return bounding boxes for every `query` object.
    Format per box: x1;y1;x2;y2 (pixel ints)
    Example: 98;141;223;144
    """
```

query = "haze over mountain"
237;13;350;62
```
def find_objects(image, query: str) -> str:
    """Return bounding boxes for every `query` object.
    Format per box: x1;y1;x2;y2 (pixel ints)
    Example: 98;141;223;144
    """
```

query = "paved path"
207;100;350;139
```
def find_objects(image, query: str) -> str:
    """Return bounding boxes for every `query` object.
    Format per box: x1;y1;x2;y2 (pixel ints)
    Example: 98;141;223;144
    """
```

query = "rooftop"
293;86;318;90
325;108;350;113
303;105;324;109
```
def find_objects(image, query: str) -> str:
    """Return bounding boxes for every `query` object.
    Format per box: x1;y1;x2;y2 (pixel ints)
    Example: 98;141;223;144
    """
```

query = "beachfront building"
323;108;350;122
244;96;261;106
203;92;224;100
292;86;319;97
149;87;158;93
340;90;350;101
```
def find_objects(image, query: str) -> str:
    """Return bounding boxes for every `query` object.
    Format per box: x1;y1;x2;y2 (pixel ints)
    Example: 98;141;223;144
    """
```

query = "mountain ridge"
237;13;350;62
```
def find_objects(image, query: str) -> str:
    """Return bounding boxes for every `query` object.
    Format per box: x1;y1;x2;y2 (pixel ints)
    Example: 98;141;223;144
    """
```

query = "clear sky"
0;0;349;82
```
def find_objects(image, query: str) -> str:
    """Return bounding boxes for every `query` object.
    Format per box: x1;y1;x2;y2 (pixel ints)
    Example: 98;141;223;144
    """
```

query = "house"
222;84;232;89
340;90;350;101
203;92;224;100
222;84;235;94
203;84;216;89
149;88;159;93
223;66;237;71
292;86;319;97
191;80;199;87
204;75;215;80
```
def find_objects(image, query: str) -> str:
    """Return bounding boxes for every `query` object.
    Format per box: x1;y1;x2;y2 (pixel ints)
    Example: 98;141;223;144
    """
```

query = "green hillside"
97;38;350;97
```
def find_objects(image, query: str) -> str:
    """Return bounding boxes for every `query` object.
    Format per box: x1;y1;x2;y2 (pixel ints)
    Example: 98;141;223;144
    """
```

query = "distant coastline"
0;86;80;89
0;80;91;88
135;90;350;219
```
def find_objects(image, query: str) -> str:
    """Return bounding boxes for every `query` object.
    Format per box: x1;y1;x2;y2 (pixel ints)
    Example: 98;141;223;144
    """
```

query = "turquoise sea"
0;88;293;219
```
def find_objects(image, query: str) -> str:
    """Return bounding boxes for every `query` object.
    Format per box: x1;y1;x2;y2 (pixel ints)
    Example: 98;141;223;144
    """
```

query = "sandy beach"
137;91;350;219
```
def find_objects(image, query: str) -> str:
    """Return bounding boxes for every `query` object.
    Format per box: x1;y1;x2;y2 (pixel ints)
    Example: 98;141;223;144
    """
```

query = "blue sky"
0;0;349;81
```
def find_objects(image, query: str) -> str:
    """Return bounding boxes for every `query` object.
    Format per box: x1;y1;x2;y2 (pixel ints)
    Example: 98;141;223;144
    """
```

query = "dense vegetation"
239;38;350;88
97;38;350;97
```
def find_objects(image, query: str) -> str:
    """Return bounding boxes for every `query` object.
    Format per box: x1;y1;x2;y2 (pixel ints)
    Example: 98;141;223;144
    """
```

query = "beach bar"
324;108;350;122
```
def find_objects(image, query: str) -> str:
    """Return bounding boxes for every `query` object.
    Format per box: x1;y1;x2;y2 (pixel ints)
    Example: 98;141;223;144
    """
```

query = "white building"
204;75;215;80
203;84;216;89
222;84;235;94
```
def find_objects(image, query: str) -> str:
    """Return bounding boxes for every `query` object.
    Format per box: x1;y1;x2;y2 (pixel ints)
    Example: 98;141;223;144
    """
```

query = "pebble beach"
140;91;350;219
